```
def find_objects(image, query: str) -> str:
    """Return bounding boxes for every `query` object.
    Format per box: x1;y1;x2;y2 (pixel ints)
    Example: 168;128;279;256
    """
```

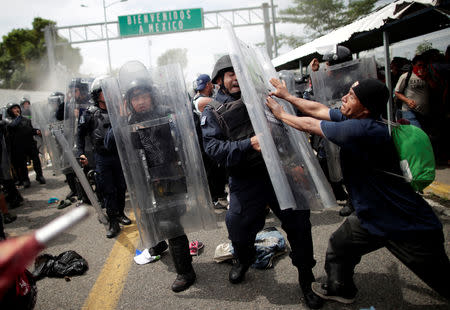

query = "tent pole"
383;30;393;135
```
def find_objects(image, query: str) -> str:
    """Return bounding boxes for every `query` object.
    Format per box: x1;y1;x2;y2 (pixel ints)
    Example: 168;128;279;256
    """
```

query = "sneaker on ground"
213;200;228;210
189;240;204;256
311;282;355;304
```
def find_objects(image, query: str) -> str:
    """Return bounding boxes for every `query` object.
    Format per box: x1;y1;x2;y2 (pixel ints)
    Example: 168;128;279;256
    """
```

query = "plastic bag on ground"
32;250;88;280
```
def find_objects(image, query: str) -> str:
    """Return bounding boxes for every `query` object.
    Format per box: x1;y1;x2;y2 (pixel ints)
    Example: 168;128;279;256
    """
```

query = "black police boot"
299;269;323;309
23;180;31;188
312;261;357;304
339;199;354;217
171;268;196;293
149;240;168;256
169;235;195;292
229;242;255;284
117;213;132;225
36;175;46;184
106;217;121;238
229;259;250;284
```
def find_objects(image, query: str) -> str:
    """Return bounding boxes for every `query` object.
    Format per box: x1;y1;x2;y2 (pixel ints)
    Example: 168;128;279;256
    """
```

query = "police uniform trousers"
11;146;43;182
325;213;450;299
226;169;316;273
150;206;193;276
94;152;126;219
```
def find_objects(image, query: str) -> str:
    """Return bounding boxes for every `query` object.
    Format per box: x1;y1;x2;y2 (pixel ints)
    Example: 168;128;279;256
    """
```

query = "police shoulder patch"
200;115;207;126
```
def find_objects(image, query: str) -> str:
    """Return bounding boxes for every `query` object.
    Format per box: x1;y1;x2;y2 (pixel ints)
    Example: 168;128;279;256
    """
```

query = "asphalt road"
4;167;450;310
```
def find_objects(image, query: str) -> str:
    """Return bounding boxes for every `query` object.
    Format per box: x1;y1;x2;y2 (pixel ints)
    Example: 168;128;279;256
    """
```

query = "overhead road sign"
118;8;204;37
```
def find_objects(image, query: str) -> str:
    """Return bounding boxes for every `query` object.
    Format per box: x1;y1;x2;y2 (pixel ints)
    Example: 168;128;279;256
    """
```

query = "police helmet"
323;45;352;66
6;102;21;118
211;55;233;84
124;78;154;112
48;91;65;106
20;97;30;107
90;76;108;106
68;78;90;95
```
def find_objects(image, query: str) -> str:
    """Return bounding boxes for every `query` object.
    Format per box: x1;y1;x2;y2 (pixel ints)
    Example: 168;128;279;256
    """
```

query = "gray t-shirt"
395;72;430;115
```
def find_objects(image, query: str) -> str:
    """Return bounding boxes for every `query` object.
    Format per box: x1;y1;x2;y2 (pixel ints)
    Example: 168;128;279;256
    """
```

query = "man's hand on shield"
79;154;88;167
269;78;291;101
265;96;285;120
309;58;320;72
250;136;261;152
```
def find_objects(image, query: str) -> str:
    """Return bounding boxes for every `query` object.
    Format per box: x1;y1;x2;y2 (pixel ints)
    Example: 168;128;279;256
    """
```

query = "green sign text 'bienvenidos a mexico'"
118;8;204;37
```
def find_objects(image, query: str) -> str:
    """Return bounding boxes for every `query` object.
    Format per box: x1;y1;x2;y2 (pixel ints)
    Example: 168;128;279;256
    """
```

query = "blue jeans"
400;110;422;128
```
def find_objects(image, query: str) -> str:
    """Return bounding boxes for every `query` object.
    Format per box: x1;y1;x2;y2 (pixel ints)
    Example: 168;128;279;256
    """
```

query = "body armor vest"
208;99;264;174
91;107;110;154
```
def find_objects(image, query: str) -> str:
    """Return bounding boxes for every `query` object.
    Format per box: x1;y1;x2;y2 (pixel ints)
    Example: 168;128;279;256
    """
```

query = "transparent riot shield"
311;57;377;183
311;57;377;108
54;131;108;227
224;23;337;211
102;62;217;249
31;101;68;174
64;78;95;165
63;91;77;152
0;134;11;181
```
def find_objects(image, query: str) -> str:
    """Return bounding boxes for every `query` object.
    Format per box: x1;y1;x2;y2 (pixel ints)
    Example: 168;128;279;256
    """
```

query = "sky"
0;0;298;87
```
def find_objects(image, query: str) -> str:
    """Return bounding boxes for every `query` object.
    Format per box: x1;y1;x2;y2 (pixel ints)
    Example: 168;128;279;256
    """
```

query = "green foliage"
276;34;306;50
0;17;82;90
416;41;433;55
157;48;188;69
278;0;378;49
345;0;378;22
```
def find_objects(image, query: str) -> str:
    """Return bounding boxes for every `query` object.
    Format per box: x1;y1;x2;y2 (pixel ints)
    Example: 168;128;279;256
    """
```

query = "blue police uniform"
201;89;317;282
77;106;126;221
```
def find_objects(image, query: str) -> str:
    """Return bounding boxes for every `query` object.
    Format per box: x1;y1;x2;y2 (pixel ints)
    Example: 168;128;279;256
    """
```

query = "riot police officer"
47;92;79;202
20;97;32;119
5;102;45;187
77;77;130;238
305;45;355;217
119;77;196;292
201;55;323;309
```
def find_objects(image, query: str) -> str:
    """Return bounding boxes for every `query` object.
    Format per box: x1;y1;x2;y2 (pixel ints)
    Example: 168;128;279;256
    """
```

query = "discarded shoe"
213;200;228;210
57;199;72;209
171;269;196;292
133;249;160;265
189;240;204;256
3;213;17;224
48;197;59;204
311;282;356;304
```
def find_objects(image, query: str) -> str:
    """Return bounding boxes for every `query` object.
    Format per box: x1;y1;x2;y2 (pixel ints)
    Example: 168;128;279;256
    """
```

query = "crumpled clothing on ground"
214;226;287;269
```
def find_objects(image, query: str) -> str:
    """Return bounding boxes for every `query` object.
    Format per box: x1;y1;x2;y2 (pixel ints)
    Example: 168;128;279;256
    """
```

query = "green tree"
157;48;188;69
278;0;378;49
416;41;433;55
0;17;82;90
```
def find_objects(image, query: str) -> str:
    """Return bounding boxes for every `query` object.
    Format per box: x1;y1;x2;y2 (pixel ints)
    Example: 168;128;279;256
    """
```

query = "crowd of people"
0;43;449;309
